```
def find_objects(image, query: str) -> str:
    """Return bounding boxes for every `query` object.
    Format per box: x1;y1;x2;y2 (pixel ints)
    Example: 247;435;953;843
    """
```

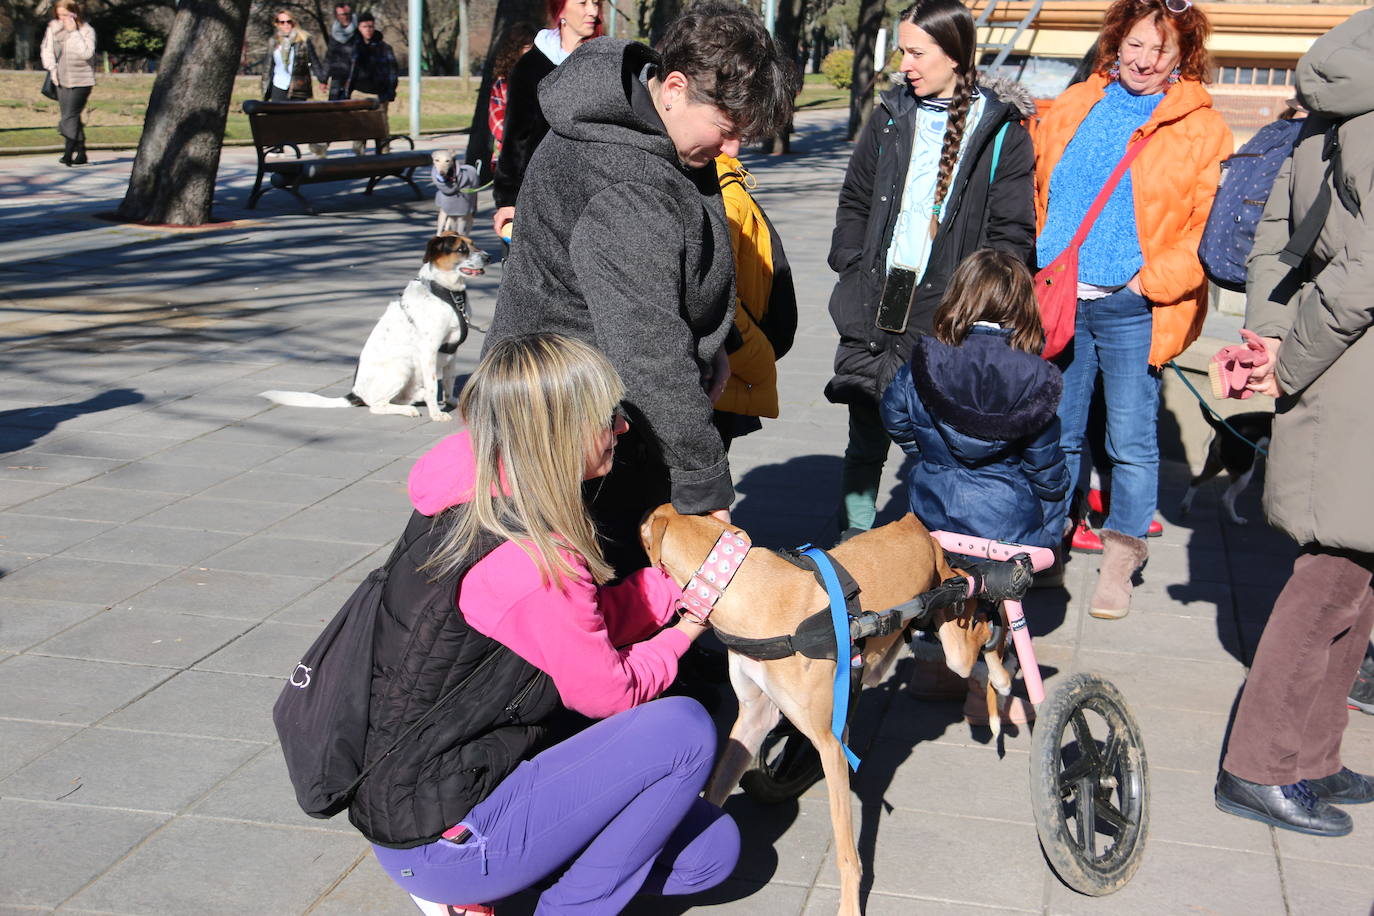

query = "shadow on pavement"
0;387;144;454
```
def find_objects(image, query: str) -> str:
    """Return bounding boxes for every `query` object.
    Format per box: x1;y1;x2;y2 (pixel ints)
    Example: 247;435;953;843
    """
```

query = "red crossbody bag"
1036;133;1155;360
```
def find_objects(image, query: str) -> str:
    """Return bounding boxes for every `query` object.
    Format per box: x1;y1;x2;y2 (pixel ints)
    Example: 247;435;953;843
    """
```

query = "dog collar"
676;529;751;624
420;279;467;319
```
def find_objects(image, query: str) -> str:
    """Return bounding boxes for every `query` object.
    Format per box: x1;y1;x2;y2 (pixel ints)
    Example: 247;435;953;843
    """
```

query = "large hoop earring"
1108;58;1121;81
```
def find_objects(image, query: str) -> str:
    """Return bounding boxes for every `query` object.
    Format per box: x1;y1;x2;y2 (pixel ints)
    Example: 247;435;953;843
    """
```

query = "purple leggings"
373;696;739;913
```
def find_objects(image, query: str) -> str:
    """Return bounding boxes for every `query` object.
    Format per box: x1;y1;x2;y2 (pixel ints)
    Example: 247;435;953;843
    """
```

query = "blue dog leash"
800;546;862;771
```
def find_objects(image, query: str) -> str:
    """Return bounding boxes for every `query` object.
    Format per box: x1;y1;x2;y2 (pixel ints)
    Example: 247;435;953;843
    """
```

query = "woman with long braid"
825;0;1037;535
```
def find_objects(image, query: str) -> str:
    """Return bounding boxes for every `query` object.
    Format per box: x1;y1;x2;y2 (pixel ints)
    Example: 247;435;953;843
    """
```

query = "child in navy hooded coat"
880;250;1069;550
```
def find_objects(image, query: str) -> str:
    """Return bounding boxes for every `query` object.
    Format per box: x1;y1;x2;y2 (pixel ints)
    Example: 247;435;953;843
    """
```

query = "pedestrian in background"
1032;0;1231;619
324;3;359;100
486;21;538;169
1215;7;1374;839
40;0;96;167
490;0;602;241
261;9;325;101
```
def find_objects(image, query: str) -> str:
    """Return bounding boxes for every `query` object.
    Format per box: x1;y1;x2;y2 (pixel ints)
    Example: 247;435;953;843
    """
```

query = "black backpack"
272;512;494;818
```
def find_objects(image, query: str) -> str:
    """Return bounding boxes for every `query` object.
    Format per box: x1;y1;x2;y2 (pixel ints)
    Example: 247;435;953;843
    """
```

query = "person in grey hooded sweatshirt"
1215;7;1374;838
484;2;797;575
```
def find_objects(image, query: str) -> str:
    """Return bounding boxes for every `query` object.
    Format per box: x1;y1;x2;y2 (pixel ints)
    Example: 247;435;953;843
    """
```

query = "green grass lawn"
0;70;851;151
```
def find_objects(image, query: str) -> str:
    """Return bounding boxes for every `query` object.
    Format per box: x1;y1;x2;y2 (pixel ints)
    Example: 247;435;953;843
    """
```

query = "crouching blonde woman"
349;333;738;915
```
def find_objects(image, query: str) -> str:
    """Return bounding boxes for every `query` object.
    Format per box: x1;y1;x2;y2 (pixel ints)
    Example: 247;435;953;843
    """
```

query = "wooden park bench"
242;98;431;212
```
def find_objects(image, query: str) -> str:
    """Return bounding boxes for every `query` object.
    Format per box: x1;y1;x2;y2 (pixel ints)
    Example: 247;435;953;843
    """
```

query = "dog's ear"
644;512;670;569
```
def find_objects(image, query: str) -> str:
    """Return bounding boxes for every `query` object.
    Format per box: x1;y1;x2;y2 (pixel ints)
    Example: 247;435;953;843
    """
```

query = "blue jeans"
372;696;738;913
1055;287;1160;539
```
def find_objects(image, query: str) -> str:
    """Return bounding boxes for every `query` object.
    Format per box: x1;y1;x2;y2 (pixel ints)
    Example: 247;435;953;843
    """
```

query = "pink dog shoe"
1208;329;1270;400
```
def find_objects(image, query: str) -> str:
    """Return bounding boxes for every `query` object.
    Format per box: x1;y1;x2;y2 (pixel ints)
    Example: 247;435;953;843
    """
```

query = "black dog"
1180;405;1273;525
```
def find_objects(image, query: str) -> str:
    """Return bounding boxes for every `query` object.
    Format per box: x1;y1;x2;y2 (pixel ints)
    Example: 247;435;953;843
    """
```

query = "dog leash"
1166;361;1270;457
800;546;862;772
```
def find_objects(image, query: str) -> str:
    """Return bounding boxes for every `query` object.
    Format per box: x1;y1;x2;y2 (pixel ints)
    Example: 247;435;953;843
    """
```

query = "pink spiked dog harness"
676;530;751;624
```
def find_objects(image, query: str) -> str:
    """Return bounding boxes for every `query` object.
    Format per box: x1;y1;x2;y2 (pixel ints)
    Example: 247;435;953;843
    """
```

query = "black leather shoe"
1215;770;1352;836
1306;767;1374;805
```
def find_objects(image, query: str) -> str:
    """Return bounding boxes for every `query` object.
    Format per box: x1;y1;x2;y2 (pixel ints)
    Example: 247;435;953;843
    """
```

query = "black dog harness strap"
712;548;864;662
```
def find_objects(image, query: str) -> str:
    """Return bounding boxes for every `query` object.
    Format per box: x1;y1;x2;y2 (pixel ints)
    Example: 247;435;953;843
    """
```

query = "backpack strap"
1279;124;1352;269
988;122;1010;185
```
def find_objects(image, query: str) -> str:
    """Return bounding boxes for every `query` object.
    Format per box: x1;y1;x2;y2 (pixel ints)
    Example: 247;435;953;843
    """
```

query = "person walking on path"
1032;0;1231;619
324;3;360;100
1214;7;1374;838
261;9;326;102
39;0;96;168
824;0;1036;537
483;4;796;575
356;334;738;913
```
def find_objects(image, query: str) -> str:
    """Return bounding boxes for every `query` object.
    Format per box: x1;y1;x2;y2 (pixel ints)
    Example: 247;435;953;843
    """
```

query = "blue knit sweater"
1036;82;1163;286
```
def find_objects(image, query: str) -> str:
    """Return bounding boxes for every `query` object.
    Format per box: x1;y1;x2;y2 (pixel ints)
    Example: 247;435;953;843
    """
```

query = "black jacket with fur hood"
485;38;736;516
826;76;1038;407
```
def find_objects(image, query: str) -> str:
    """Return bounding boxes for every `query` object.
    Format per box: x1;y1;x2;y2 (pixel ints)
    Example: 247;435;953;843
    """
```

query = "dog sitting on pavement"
642;506;1009;916
260;234;490;422
1180;405;1273;525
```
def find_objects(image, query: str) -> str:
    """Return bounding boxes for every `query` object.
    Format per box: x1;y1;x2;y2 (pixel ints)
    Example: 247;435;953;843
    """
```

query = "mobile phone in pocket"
875;267;918;334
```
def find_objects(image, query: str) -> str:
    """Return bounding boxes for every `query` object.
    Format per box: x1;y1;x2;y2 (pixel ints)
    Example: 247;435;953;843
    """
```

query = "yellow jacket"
715;154;795;417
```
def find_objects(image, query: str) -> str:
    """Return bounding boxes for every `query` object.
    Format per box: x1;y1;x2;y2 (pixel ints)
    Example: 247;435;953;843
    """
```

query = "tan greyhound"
641;506;1013;916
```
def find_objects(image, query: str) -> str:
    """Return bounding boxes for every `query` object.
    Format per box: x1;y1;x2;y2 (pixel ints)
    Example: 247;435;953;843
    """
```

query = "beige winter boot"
1089;529;1149;619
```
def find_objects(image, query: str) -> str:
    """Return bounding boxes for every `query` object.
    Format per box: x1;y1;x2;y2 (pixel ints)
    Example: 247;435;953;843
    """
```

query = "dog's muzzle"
676;530;751;623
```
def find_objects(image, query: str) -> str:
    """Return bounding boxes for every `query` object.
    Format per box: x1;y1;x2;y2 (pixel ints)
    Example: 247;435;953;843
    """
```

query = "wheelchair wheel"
739;720;825;804
1030;672;1149;896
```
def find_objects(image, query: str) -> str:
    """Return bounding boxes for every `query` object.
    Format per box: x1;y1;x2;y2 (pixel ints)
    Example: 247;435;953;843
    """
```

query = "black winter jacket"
486;38;736;514
348;510;561;848
826;78;1037;406
492;45;557;208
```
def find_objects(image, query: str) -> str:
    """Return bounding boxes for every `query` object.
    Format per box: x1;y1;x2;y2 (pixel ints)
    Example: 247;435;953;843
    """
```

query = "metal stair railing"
974;0;1049;72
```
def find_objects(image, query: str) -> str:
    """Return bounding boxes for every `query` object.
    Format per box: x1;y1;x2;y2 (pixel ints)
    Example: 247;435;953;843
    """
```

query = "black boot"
70;138;88;166
60;138;74;166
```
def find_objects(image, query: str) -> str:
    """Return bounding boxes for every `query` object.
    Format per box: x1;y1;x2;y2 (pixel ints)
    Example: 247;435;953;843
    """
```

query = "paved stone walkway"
0;111;1370;916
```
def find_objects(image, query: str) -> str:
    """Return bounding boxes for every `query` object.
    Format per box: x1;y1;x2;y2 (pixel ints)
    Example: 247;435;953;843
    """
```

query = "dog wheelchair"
734;531;1150;897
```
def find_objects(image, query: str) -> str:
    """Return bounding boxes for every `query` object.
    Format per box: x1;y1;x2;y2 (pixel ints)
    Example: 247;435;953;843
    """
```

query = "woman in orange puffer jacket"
1033;0;1231;620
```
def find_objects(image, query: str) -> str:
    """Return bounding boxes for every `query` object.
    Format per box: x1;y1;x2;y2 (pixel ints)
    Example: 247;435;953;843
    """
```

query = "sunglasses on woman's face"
606;407;626;431
277;18;295;24
1164;0;1191;12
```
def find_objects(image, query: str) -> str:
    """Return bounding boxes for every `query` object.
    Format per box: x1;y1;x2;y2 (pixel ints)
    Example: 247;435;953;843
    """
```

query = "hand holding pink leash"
1209;328;1272;400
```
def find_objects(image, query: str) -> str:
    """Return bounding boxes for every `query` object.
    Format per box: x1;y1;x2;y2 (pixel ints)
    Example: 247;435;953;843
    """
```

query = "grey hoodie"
485;38;736;515
1245;7;1374;551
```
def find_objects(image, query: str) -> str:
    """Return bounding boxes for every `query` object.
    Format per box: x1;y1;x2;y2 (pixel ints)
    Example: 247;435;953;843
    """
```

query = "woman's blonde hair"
53;0;84;24
933;249;1045;354
422;333;625;587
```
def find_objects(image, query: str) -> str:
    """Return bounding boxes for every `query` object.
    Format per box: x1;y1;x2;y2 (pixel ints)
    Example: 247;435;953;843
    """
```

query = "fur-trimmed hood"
910;327;1062;460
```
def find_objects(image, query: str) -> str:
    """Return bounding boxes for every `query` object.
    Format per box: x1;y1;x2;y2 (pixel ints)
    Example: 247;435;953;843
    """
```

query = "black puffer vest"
348;510;561;848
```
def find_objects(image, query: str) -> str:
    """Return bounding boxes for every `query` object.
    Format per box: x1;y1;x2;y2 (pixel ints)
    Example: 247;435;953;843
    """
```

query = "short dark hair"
357;10;374;23
656;0;798;143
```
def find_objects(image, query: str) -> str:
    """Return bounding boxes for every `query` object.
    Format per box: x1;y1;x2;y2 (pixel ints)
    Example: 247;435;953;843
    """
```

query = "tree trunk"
648;0;681;46
115;0;251;225
463;0;546;180
760;0;810;155
846;0;883;140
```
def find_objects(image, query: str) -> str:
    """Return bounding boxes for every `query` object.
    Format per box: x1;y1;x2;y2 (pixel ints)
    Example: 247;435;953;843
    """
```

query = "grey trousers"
57;85;90;143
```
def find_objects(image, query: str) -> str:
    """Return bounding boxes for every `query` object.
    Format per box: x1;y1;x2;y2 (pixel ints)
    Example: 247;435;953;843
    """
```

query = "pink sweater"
409;431;688;719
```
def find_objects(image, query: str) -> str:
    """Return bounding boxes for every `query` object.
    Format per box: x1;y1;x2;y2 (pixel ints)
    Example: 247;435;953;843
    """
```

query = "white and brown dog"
1180;405;1273;525
260;234;489;421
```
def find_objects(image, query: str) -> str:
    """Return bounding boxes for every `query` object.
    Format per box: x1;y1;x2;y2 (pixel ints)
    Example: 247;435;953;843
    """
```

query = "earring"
1108;58;1121;81
1167;66;1181;85
559;16;566;24
664;103;672;110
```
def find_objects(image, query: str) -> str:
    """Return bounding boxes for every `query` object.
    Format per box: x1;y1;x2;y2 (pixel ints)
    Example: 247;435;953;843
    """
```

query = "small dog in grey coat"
431;149;480;236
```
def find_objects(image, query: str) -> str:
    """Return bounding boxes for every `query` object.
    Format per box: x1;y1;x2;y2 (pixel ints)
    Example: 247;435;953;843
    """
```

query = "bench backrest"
242;99;389;148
